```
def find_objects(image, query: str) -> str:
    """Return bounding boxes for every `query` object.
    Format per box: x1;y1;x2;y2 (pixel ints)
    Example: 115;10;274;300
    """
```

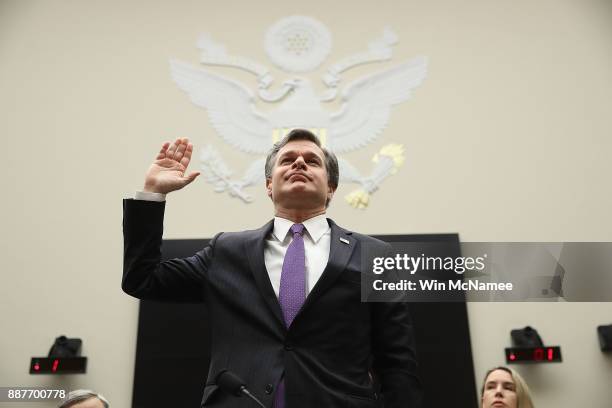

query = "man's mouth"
287;173;309;182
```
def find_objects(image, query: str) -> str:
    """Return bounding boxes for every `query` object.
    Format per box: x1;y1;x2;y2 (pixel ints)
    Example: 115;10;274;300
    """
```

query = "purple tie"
274;223;306;408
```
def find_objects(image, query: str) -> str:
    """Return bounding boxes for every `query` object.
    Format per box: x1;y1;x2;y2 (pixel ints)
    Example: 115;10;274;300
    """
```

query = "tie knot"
290;223;305;236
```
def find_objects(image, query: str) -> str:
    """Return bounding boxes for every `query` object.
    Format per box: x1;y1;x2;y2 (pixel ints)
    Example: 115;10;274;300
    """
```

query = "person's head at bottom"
481;366;534;408
58;390;110;408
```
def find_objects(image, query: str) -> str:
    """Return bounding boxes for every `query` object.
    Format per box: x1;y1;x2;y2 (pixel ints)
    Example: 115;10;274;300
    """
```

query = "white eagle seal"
170;16;428;208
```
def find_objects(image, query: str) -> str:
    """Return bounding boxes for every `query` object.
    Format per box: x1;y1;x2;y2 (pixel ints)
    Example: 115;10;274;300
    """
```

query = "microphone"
216;370;266;408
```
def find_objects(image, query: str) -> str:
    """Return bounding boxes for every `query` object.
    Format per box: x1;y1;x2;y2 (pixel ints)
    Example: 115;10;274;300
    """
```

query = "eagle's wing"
170;59;273;154
239;157;267;187
328;56;427;153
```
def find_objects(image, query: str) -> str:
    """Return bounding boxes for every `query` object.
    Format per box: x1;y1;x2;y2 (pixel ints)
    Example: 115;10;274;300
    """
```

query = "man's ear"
327;185;336;201
266;178;273;199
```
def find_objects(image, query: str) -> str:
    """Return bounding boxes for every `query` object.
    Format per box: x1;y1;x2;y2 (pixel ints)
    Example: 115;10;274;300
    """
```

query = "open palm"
144;138;200;194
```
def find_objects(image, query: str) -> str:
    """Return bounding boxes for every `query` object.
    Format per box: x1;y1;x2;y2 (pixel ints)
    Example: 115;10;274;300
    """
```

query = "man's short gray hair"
264;129;339;206
59;390;109;408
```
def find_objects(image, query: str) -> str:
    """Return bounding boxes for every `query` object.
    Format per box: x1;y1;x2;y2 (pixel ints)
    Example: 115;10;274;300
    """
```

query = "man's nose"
292;156;306;168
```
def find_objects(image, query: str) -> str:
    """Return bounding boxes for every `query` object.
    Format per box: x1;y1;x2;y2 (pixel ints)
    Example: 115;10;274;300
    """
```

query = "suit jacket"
122;199;422;407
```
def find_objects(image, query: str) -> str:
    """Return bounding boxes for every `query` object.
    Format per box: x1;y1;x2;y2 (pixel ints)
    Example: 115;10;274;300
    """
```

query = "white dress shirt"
264;214;331;297
133;191;331;297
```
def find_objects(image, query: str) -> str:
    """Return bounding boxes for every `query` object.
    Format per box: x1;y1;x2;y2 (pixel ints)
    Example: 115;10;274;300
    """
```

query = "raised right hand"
143;138;200;194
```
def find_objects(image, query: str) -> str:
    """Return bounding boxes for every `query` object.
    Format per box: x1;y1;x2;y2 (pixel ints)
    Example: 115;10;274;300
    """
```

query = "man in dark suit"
122;129;422;407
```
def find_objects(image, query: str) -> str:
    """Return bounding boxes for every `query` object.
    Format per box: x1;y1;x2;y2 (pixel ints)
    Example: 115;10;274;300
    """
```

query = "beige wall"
1;0;611;406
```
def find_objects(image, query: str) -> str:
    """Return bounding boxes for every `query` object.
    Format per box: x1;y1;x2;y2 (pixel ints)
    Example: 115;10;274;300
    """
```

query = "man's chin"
284;184;312;194
276;191;326;209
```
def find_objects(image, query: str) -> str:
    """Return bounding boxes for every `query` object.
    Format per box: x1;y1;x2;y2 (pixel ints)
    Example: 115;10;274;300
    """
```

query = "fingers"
155;142;170;160
165;138;181;160
174;140;188;162
179;142;194;168
166;137;191;162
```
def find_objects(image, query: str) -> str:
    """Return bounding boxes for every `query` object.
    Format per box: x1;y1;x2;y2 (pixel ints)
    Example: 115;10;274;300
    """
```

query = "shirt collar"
273;213;330;244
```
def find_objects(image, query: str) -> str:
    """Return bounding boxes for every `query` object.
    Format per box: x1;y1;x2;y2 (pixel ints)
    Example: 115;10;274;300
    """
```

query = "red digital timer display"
505;346;562;364
30;357;87;374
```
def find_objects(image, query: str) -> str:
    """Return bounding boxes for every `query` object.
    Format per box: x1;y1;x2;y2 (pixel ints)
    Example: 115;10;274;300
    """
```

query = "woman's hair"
59;389;109;408
481;366;534;408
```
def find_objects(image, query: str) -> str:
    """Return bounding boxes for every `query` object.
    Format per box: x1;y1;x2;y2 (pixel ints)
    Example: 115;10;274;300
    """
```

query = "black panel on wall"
132;234;477;408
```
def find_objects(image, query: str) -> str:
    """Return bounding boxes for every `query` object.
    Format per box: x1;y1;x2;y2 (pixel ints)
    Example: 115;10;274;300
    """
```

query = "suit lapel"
297;219;356;318
245;220;286;329
245;218;356;328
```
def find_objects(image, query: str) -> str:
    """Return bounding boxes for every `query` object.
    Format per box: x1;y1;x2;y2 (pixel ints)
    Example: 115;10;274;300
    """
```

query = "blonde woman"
481;366;534;408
